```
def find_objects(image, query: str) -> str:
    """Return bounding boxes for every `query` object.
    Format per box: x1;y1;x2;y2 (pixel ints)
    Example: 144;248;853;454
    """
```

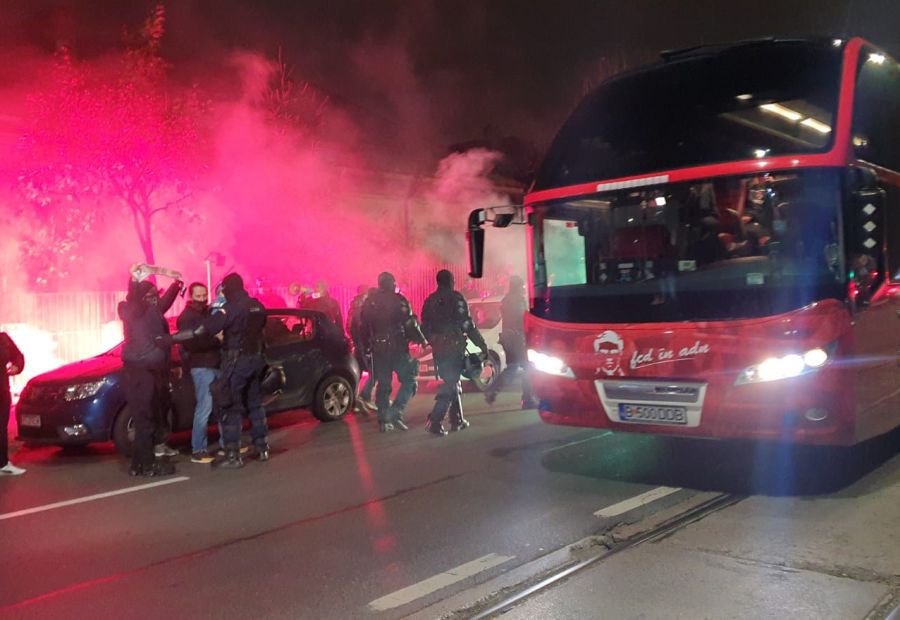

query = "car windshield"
531;169;845;323
534;41;843;190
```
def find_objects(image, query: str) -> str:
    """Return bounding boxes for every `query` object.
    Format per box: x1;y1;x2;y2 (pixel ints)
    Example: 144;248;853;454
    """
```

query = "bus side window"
852;53;900;281
852;53;900;170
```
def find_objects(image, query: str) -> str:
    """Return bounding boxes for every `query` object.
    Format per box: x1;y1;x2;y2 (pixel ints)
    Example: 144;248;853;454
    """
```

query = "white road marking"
594;486;681;518
368;553;515;611
0;476;190;521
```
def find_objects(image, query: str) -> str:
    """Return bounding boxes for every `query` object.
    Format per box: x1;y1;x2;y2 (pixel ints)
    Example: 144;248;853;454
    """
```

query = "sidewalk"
503;451;900;620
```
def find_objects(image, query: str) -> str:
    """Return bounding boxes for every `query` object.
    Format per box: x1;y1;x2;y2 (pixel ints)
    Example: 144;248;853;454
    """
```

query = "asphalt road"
2;385;897;619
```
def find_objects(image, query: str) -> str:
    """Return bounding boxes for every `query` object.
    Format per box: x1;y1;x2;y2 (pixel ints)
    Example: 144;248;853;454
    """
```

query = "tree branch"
149;191;192;217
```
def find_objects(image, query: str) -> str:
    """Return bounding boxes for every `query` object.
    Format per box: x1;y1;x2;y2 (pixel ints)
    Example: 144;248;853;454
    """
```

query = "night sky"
2;0;899;167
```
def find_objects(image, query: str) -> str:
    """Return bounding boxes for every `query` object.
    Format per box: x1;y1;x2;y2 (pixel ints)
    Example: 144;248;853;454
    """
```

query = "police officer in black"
484;275;538;409
421;270;488;436
119;274;183;477
360;272;425;432
200;273;269;468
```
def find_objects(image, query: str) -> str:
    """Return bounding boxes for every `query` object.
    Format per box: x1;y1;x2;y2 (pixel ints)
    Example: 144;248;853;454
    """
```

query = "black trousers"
123;365;170;469
1;386;10;467
220;354;267;450
372;349;417;423
429;353;465;426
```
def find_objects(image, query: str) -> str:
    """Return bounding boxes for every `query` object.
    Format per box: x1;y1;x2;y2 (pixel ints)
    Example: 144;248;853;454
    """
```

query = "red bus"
468;38;900;445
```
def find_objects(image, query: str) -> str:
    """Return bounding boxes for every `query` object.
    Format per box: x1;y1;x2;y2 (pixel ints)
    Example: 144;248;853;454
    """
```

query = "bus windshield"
534;41;843;190
531;170;846;323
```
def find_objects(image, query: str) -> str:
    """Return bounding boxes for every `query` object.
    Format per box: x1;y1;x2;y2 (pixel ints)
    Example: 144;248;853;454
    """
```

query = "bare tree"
17;3;207;278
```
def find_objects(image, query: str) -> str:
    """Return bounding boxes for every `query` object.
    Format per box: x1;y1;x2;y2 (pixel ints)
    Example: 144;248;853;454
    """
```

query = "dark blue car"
16;309;359;454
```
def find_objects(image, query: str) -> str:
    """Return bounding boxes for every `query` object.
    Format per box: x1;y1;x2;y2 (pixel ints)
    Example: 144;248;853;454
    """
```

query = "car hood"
33;354;122;384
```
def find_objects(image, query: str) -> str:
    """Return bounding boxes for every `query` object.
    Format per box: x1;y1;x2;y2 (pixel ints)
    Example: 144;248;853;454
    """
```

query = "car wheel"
469;351;502;392
112;406;135;457
313;375;353;422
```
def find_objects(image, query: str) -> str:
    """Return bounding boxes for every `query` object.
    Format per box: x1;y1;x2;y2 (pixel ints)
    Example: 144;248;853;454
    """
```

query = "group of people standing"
346;269;534;437
2;264;534;480
118;267;269;477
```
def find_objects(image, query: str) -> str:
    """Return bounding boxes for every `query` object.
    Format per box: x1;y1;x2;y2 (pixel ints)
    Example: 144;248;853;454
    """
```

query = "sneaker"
360;398;378;411
0;462;26;476
450;419;470;432
191;451;215;464
522;398;540;410
154;443;179;457
393;419;409;431
215;451;245;469
379;422;394;433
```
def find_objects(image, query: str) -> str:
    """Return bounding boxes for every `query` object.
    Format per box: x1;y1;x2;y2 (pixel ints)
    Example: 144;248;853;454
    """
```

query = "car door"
264;312;322;409
168;345;195;432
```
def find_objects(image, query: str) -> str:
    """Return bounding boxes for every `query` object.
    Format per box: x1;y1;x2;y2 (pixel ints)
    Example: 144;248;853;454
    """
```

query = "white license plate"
618;403;687;425
20;414;41;428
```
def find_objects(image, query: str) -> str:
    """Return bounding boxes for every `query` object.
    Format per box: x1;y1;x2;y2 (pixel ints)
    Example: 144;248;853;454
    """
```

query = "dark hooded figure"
201;273;269;467
421;270;488;436
118;274;183;477
304;280;344;333
484;275;538;409
1;332;25;476
360;272;426;432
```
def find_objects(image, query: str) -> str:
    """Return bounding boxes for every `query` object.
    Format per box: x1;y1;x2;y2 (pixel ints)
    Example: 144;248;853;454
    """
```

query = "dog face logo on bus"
594;330;625;376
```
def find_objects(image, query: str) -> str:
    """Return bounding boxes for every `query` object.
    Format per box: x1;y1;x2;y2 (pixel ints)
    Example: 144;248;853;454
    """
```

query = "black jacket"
500;290;527;335
347;293;367;343
176;302;221;369
1;332;24;395
118;280;181;369
360;289;425;353
204;289;267;355
304;295;344;334
421;286;487;356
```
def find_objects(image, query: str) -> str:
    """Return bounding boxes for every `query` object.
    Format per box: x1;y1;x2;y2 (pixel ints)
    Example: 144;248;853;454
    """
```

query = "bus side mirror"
467;209;486;278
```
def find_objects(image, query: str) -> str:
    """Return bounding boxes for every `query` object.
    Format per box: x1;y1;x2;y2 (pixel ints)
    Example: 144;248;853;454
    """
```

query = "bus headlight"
527;349;575;378
735;347;830;385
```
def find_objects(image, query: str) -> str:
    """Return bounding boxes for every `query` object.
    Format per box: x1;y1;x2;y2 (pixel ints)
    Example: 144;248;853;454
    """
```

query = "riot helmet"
378;272;396;293
436;269;454;289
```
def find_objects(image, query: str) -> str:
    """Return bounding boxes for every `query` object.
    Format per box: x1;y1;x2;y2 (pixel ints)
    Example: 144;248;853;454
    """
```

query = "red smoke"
0;14;526;379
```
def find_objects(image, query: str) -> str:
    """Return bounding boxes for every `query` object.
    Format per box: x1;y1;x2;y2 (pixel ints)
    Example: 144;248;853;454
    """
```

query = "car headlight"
64;380;107;401
527;349;575;378
735;347;830;385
